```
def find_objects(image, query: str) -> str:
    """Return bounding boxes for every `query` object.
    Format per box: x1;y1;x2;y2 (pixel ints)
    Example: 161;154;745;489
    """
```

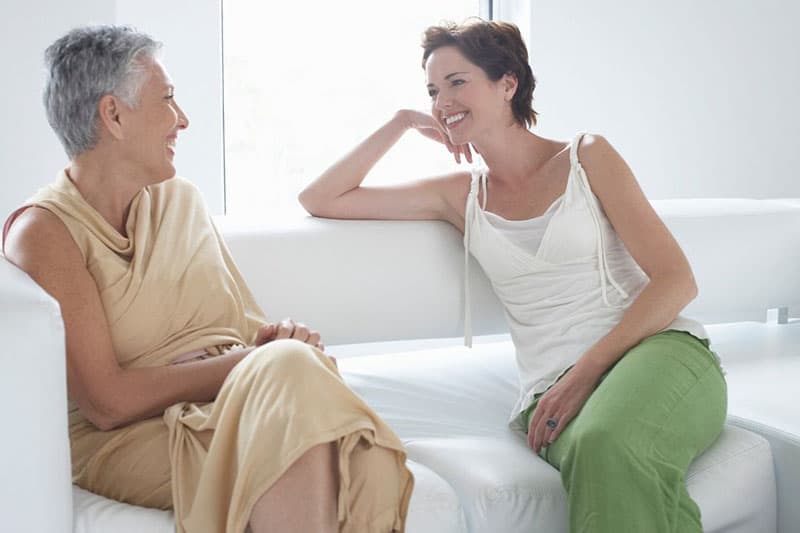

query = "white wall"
0;0;223;223
506;1;800;199
0;0;111;223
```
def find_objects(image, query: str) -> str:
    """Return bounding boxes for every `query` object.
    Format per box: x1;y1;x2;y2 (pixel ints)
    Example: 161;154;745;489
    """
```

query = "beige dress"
6;172;413;532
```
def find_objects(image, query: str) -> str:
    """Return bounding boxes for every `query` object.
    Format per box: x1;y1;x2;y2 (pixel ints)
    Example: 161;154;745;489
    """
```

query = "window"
222;1;485;217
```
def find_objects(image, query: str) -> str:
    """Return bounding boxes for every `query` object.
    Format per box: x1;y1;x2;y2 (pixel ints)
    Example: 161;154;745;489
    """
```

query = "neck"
471;123;551;184
68;151;144;235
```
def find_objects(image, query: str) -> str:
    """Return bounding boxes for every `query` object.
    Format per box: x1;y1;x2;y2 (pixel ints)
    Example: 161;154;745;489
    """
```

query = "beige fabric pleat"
19;172;413;532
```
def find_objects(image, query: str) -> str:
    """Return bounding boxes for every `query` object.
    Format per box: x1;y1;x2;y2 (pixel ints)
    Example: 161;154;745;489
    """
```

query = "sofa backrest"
216;217;506;345
217;198;800;345
655;199;800;323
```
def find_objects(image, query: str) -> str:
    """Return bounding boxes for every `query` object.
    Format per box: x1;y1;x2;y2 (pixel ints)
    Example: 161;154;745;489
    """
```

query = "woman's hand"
397;109;473;164
255;318;325;352
527;359;605;453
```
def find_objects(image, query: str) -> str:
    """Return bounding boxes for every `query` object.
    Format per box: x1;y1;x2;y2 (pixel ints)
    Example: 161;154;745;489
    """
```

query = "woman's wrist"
222;345;255;365
574;351;612;382
392;109;414;131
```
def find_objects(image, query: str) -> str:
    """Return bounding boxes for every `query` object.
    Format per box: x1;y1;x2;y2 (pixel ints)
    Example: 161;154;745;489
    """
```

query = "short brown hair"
421;19;538;127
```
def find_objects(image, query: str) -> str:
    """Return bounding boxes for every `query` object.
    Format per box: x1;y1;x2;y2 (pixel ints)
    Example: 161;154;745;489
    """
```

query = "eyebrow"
427;71;469;88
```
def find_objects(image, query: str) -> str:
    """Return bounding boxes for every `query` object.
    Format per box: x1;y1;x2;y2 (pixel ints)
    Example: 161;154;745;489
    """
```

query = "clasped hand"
255;318;336;367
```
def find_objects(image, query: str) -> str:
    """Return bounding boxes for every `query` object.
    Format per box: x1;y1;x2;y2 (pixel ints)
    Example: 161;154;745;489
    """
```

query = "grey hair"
43;25;162;159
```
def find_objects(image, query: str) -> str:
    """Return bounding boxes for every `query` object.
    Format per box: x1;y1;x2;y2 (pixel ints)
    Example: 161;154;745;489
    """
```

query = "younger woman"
300;19;726;532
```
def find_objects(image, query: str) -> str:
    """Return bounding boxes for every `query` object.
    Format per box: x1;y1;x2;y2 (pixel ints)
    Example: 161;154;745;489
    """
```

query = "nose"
433;90;453;113
175;101;190;130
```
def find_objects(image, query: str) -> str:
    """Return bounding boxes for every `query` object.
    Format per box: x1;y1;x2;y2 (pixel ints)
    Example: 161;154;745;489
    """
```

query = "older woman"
2;26;412;533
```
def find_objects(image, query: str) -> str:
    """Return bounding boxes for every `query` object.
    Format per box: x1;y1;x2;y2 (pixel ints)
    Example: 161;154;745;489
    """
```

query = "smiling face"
116;57;189;183
425;45;514;146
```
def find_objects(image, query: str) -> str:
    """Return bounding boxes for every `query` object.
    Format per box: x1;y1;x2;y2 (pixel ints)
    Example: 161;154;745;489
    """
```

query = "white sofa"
2;198;799;532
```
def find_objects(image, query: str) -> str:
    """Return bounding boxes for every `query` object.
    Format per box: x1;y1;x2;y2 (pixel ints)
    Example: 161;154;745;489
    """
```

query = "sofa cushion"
73;459;465;533
337;340;777;533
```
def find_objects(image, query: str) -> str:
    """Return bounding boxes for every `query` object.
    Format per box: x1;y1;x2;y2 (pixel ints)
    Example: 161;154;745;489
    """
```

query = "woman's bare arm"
5;207;250;431
576;134;698;374
299;110;470;228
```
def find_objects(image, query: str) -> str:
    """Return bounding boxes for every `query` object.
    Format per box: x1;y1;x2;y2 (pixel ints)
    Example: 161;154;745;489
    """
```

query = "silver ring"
545;418;558;430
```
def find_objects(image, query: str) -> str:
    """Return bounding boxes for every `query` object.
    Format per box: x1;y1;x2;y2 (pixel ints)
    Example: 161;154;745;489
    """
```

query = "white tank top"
462;133;708;430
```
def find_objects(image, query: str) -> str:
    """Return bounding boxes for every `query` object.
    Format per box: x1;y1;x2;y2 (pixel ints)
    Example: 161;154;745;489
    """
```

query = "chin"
446;125;473;146
152;165;177;184
448;132;470;146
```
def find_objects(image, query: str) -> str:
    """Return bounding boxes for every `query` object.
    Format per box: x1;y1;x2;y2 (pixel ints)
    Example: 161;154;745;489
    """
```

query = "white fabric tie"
569;135;629;307
462;167;484;348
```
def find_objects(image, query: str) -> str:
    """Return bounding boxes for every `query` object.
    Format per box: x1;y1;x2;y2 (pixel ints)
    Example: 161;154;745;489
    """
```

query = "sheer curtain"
223;0;483;218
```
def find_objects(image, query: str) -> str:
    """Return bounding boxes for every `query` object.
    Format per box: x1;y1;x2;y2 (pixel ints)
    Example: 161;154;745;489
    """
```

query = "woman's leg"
172;339;412;533
249;442;338;533
531;331;726;533
248;435;406;533
79;339;411;533
246;347;406;533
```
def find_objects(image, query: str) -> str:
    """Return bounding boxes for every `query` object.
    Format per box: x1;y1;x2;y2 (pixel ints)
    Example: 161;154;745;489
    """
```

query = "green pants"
524;330;727;533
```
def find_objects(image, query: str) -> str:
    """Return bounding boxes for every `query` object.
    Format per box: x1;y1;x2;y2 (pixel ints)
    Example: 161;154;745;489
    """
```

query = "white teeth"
167;139;176;148
445;112;466;126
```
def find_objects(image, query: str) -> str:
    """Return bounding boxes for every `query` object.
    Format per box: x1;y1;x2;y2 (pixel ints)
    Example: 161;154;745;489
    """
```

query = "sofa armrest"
727;416;800;533
0;257;72;532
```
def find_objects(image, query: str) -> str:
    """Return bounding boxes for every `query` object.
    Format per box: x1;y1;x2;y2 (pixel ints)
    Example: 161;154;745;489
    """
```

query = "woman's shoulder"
5;205;65;242
573;133;635;189
3;205;80;273
438;169;474;189
435;169;475;209
156;175;202;196
150;176;209;213
3;175;75;255
572;133;647;213
574;133;619;167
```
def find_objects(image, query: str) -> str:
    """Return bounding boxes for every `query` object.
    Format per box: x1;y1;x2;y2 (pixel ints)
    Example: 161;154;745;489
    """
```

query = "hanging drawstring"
463;196;472;348
463;166;485;348
578;163;629;306
570;134;629;308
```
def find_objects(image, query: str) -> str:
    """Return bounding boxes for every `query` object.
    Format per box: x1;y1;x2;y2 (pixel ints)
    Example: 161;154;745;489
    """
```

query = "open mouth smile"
444;112;468;129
